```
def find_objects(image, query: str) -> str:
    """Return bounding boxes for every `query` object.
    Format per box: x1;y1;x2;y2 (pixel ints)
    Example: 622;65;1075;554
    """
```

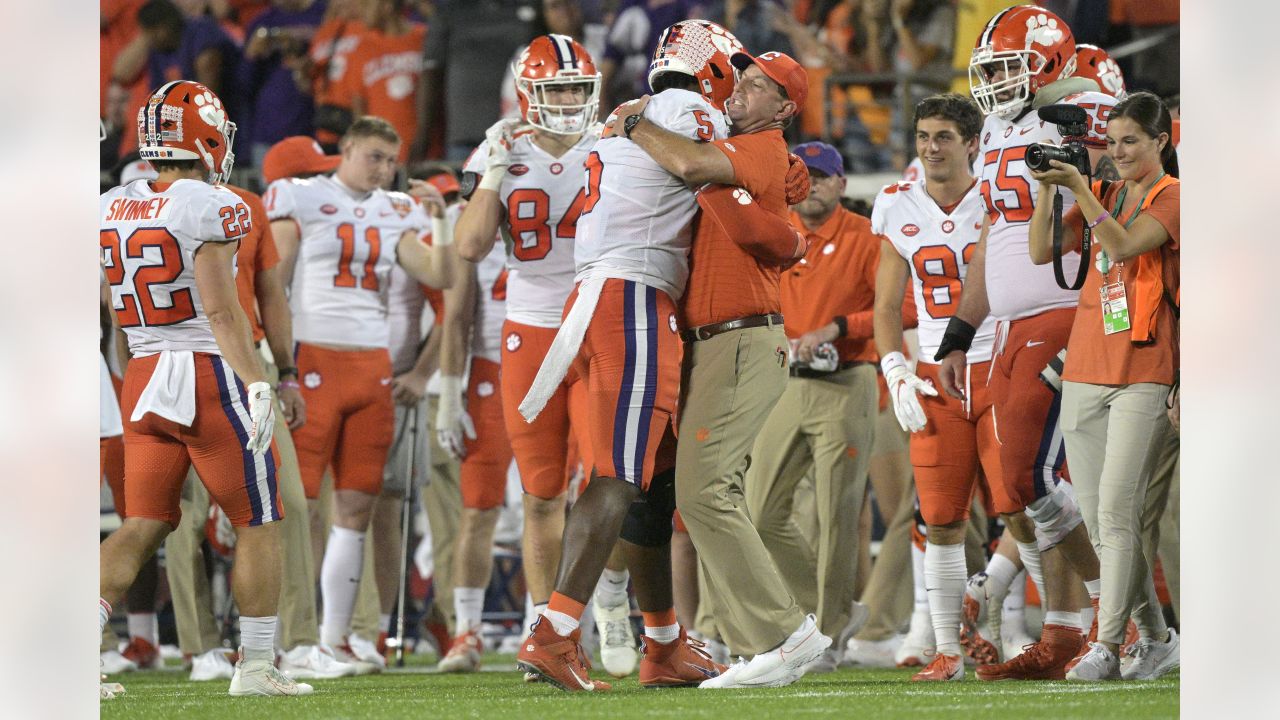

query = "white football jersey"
473;236;508;364
386;263;427;374
265;175;429;348
873;179;996;364
100;179;251;355
978;91;1116;321
463;128;599;328
574;88;729;301
100;353;123;439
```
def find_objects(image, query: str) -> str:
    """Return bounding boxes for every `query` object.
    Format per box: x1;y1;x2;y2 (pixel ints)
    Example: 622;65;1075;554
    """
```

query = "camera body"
1025;104;1092;177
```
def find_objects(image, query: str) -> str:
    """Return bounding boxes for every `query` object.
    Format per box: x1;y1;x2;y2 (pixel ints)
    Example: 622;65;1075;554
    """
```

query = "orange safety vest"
1090;174;1180;344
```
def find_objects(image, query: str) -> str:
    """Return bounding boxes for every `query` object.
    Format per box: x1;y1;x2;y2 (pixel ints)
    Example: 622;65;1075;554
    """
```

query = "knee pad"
1025;480;1083;551
619;469;676;548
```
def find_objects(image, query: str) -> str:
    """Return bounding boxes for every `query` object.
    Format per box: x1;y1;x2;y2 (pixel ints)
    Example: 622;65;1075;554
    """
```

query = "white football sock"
1002;570;1027;629
984;553;1019;598
911;542;929;615
543;609;579;637
925;542;966;657
1080;604;1095;634
645;623;680;644
127;612;158;645
320;526;365;647
594;568;630;609
454;587;486;634
1015;541;1047;604
239;616;278;663
379;613;392;636
1084;578;1101;600
1043;610;1081;630
99;599;112;636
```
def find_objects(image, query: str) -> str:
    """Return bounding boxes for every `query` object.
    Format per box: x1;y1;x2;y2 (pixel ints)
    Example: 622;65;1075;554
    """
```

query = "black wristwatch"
623;113;643;139
277;366;299;380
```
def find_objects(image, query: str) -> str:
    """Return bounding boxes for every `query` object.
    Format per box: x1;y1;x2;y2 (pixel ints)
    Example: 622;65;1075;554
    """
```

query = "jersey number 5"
980;147;1033;224
911;243;977;320
100;228;197;327
506;186;586;262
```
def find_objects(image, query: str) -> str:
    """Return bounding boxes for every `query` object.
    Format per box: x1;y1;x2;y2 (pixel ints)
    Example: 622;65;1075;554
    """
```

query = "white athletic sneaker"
843;635;904;668
1065;642;1121;681
100;649;137;675
592;597;638;678
703;636;730;667
347;634;387;669
895;610;936;667
328;643;380;675
228;657;314;696
437;630;483;673
189;648;236;681
1121;629;1179;680
698;657;748;689
803;648;841;675
834;601;871;654
279;644;358;680
731;615;833;688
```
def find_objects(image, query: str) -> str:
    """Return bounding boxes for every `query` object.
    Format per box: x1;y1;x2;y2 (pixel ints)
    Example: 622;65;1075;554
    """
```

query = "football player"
935;5;1114;680
266;115;458;670
434;193;513;673
873;93;1023;680
452;33;639;677
99;80;309;697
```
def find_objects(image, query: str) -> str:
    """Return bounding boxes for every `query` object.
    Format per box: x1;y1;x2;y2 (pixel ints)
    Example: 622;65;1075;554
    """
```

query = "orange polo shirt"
782;206;884;363
225;184;280;344
682;129;790;328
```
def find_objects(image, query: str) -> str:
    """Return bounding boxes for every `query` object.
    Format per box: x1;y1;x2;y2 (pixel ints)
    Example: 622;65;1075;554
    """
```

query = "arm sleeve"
709;132;776;193
646;92;729;141
695;185;799;265
197;188;250;244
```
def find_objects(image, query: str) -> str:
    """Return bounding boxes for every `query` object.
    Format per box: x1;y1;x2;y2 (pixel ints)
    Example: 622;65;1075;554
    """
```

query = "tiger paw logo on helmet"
192;89;226;130
1023;13;1064;49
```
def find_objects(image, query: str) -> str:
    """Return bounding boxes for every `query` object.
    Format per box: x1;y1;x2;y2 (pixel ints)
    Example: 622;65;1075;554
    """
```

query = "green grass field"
101;655;1178;719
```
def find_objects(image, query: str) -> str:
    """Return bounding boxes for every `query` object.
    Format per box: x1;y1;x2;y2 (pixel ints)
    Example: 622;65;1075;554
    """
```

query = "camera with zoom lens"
1026;104;1092;177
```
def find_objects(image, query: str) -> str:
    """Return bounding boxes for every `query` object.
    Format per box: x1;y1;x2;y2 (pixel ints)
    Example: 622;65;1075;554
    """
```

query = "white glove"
809;343;839;372
478;119;529;192
245;381;275;455
435;376;476;461
881;351;937;433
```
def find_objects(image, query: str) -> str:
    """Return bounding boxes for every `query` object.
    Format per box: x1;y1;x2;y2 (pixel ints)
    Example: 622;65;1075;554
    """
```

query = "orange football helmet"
1074;44;1126;98
514;34;601;135
136;80;237;184
969;5;1076;119
648;20;743;112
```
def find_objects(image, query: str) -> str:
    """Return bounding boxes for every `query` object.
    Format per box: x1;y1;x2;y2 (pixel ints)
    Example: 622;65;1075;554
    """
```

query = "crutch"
392;404;420;667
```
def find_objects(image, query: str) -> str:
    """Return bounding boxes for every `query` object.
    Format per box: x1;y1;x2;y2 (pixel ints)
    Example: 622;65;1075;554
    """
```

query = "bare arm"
952;222;991;327
454;193;503;262
255;264;305;429
626;116;736;186
873;239;911;360
195;242;268;386
270;219;301;286
1031;162;1173;263
397;227;458;290
439;266;477;379
112;34;150;85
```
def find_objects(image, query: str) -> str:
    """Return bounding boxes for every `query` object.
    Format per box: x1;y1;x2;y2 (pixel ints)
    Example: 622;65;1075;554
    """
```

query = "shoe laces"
603;619;631;646
1125;638;1152;661
682;634;716;663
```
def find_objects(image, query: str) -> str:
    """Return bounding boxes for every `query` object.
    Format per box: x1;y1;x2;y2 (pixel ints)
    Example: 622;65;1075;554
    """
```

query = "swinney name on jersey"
104;196;174;222
872;179;996;364
574;88;729;301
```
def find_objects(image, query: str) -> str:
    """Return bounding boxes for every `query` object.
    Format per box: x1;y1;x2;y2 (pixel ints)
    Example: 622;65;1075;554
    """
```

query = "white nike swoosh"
1026;341;1045;348
567;666;595;690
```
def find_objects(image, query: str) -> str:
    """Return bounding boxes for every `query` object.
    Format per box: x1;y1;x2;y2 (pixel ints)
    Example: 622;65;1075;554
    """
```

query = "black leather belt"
681;313;784;343
789;360;871;378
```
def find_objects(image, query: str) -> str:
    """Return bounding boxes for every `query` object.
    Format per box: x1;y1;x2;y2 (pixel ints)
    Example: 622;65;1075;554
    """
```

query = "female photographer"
1026;91;1180;681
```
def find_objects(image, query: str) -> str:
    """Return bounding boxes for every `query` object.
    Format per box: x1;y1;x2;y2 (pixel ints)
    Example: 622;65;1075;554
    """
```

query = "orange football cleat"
638;628;727;687
911;652;963;681
516;619;611;692
975;624;1081;681
960;595;1001;666
121;637;162;670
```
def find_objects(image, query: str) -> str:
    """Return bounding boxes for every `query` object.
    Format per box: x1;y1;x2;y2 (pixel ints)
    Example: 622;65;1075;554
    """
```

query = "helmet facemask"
519;75;600;135
969;47;1042;119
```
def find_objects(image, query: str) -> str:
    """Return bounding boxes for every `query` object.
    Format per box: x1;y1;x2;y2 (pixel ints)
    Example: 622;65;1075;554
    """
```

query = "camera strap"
1052;189;1090;290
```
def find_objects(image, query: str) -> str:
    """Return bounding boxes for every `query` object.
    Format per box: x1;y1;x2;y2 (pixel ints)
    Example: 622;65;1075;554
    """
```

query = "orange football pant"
460;357;513;510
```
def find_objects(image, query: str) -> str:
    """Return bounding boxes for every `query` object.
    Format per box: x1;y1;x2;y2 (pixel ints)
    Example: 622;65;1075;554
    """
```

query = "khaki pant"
1061;381;1170;646
676;325;803;655
855;406;914;641
1137;424;1179;626
745;363;877;638
422;393;461;633
168;407;317;653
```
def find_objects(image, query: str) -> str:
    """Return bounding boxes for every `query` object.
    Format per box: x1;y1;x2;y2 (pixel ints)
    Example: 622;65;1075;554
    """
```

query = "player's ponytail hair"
1109;91;1178;178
